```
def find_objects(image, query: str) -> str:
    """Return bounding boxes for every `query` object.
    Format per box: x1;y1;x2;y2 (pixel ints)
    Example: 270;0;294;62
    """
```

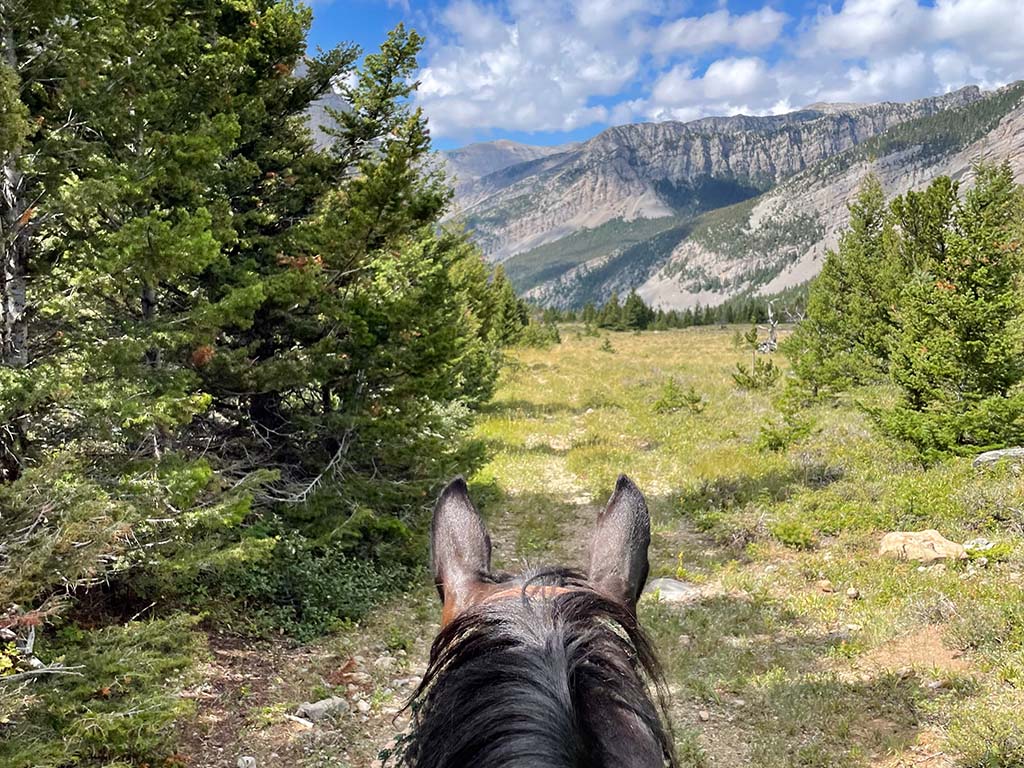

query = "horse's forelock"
397;570;675;768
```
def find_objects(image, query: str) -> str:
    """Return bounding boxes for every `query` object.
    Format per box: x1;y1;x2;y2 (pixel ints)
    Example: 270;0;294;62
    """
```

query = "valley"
443;82;1024;310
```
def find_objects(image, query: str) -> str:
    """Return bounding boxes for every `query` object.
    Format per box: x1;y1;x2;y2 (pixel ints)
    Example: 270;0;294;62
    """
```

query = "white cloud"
654;7;788;54
412;0;1024;140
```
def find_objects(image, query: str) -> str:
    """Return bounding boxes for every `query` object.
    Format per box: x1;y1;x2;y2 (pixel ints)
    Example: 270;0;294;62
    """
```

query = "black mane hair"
397;569;676;768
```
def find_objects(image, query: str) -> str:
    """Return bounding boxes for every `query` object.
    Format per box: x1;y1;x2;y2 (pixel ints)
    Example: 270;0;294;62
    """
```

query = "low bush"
653;378;706;414
0;616;201;768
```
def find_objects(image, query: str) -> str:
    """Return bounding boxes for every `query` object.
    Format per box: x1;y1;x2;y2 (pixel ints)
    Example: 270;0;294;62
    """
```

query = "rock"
642;578;702;604
347;672;372;685
764;564;778;574
879;530;967;563
963;538;994;552
284;714;314;729
296;697;350;722
816;579;835;593
237;758;256;768
374;655;396;671
846;587;860;600
391;677;419;689
846;623;862;632
356;699;371;714
698;710;710;722
972;447;1024;468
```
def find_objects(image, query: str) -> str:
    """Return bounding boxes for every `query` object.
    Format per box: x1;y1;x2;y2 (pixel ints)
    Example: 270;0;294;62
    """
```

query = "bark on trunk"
1;28;28;369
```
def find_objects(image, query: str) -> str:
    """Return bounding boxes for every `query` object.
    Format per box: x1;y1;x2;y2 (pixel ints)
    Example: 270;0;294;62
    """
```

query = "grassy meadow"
174;326;1023;768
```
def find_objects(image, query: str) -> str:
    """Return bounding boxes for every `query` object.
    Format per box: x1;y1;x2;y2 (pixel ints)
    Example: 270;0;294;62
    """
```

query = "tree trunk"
1;29;28;369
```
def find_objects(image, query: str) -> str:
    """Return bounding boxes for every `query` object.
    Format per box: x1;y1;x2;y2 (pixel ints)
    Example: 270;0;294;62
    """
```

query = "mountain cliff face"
449;87;985;262
440;140;569;194
447;82;1024;310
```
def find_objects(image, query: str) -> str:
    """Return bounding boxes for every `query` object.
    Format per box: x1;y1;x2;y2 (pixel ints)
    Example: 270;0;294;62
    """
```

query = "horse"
396;474;676;768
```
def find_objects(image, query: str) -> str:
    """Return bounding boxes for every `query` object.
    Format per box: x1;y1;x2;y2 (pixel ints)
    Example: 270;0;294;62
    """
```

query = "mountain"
440;140;570;194
446;82;1024;310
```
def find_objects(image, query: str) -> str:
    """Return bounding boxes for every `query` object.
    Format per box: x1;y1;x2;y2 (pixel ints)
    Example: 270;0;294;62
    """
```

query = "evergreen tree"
622;290;653;329
487;264;528;346
598;291;622;329
581;301;597;325
785;176;904;395
882;163;1024;458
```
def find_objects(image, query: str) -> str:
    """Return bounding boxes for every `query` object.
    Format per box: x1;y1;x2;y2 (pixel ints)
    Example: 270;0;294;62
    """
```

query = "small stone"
732;699;746;708
356;699;371;714
391;677;419;688
296;696;350;722
963;538;995;552
284;714;315;729
678;634;693;647
347;672;372;685
237;757;256;768
764;564;778;574
817;579;835;593
698;710;710;722
847;587;860;600
374;656;396;670
846;623;863;632
975;556;989;567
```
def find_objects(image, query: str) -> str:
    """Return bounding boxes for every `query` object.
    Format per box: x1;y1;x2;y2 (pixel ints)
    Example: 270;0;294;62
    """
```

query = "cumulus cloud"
654;7;789;54
412;0;1024;140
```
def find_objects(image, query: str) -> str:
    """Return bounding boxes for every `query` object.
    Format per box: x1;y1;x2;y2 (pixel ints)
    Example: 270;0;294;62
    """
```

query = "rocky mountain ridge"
446;86;986;262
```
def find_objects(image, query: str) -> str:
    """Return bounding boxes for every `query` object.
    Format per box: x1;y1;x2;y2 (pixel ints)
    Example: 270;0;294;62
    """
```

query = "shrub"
194;535;416;640
732;356;782;390
653;378;706;414
0;616;201;768
518;321;561;349
768;518;816;549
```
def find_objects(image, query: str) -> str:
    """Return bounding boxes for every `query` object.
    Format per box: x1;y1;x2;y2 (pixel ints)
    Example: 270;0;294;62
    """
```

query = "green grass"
464;327;1024;768
154;326;1024;767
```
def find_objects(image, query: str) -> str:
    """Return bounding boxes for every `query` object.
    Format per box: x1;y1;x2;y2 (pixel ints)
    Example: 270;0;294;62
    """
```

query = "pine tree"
785;175;904;395
622;290;653;330
598;291;622;329
882;162;1024;458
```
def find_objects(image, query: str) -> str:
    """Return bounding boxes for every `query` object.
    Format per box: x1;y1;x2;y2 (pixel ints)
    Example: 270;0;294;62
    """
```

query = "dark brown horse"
397;475;676;768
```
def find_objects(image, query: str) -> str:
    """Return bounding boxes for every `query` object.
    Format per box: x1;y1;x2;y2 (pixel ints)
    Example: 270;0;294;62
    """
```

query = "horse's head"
399;475;675;768
431;474;651;625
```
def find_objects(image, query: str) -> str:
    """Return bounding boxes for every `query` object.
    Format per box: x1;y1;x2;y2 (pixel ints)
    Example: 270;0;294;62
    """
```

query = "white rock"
879;530;967;563
972;447;1024;467
237;757;256;768
642;578;702;605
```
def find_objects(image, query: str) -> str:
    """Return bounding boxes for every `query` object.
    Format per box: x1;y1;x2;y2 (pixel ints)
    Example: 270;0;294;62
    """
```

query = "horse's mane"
397;569;676;768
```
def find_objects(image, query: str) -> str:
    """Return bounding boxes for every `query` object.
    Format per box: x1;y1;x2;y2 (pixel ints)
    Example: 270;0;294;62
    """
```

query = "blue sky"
309;1;1024;149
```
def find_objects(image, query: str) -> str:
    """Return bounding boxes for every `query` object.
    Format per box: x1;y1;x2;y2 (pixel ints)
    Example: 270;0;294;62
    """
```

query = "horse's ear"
431;477;492;623
588;474;650;611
